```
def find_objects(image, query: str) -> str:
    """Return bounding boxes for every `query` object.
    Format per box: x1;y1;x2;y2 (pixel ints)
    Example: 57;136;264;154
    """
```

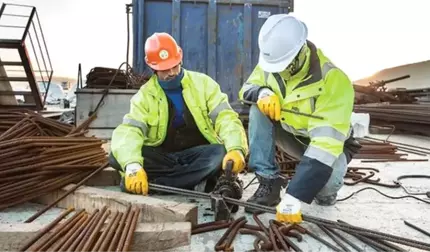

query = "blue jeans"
109;144;226;192
248;105;347;199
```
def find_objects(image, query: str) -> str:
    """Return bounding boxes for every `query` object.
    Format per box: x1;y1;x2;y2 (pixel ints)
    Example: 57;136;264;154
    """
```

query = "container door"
132;0;293;101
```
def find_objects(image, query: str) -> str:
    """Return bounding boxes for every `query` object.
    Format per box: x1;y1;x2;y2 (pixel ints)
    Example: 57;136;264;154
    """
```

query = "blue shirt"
158;69;185;128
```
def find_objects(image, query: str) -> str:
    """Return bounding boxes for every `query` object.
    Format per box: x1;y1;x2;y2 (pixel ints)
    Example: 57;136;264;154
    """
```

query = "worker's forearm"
286;156;332;204
240;83;266;102
111;125;144;169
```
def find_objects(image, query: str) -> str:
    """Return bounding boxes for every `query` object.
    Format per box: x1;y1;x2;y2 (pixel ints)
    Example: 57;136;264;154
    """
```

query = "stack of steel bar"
0;110;108;211
275;146;300;175
20;205;140;252
354;103;430;136
354;139;406;161
356;138;429;162
192;212;430;251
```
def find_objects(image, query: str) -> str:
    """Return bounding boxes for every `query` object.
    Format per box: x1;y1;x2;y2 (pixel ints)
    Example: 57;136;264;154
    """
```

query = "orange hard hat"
144;32;183;71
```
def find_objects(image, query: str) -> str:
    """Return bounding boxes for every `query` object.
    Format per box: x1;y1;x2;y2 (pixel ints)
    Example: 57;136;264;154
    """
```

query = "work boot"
244;174;288;213
314;193;337;206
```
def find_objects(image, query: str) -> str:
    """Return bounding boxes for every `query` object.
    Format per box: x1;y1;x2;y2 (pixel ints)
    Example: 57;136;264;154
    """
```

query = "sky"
1;0;430;82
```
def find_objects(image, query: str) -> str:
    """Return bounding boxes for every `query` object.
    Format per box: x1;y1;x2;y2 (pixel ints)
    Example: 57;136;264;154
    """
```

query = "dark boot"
244;174;288;213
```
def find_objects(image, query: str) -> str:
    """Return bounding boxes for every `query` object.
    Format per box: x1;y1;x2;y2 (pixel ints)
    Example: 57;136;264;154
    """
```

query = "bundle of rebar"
354;103;430;136
0;109;89;138
192;212;430;251
20;205;140;252
0;110;108;212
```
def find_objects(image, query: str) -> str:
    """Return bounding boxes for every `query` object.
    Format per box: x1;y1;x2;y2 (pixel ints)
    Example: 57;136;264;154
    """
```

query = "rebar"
19;208;74;252
122;208;141;252
21;205;140;252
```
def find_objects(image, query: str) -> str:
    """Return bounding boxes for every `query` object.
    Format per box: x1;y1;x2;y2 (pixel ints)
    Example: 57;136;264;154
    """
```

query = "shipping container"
132;0;293;101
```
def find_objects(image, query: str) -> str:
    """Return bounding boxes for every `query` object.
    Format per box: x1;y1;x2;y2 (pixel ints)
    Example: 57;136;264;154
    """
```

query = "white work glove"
275;193;303;223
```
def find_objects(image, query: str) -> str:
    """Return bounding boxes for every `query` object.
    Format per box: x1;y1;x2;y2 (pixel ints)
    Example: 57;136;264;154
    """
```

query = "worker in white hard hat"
238;14;361;222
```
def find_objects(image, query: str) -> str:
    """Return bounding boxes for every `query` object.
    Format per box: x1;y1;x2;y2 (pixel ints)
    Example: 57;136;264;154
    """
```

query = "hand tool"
239;99;324;120
211;160;244;221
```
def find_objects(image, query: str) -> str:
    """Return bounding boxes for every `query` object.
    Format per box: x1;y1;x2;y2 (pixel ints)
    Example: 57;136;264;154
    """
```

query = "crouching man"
109;32;248;195
239;14;361;221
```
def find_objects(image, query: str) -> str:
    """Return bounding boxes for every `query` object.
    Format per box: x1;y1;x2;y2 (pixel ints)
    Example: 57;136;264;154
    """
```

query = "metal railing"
0;3;54;108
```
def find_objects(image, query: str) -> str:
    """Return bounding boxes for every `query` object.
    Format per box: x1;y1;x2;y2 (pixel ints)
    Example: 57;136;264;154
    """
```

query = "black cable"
243;175;257;190
125;4;131;80
90;62;131;116
337;187;430;204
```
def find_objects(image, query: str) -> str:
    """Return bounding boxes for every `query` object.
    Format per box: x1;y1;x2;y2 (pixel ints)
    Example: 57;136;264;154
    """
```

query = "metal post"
21;7;36;42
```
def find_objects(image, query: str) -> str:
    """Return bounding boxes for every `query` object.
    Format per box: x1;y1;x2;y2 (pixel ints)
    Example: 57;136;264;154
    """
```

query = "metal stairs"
0;3;53;110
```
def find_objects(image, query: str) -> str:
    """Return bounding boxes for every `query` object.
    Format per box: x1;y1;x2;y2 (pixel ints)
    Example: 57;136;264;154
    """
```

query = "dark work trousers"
109;144;226;193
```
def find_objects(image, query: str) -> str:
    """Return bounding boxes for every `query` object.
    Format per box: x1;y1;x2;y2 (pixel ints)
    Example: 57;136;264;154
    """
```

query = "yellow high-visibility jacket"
239;41;354;203
111;68;249;172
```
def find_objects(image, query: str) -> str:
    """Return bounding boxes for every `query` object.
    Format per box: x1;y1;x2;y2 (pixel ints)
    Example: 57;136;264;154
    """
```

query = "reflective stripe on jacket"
239;41;354;168
111;68;249;170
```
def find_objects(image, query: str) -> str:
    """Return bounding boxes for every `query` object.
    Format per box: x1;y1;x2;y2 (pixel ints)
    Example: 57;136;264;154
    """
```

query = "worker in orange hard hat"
109;32;248;196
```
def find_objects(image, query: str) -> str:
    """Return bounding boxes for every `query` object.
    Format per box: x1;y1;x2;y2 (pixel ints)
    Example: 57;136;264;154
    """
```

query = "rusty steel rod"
60;210;98;252
31;210;86;252
24;162;108;223
268;224;280;251
223;219;248;251
48;213;89;252
317;224;351;252
239;228;272;251
92;211;120;252
122;208;141;252
19;208;74;252
296;224;342;252
99;212;123;252
81;209;111;251
214;217;247;251
107;205;132;252
269;220;290;252
67;209;101;252
115;206;136;252
192;222;232;235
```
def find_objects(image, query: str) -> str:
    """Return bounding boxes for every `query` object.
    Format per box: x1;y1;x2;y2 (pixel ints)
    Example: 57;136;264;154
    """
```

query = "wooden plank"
32;184;198;225
0;222;191;251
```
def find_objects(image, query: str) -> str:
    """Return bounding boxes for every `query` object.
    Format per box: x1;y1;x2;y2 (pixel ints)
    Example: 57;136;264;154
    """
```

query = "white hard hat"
258;14;308;73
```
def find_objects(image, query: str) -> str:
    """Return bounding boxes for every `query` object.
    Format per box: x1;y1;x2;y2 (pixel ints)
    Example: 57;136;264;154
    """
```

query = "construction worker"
239;14;361;222
109;32;248;195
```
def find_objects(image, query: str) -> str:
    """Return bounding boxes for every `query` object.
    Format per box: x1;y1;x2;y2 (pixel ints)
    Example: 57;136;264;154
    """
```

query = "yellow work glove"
257;89;281;121
276;193;303;223
222;150;245;174
124;163;149;195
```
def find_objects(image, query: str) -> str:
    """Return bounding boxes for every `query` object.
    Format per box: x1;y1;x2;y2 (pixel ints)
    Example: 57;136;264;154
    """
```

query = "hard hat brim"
258;51;298;73
146;49;183;71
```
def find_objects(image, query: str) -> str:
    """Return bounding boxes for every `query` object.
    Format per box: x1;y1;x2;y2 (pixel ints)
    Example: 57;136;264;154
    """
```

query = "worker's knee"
315;153;347;199
249;105;273;128
205;144;226;170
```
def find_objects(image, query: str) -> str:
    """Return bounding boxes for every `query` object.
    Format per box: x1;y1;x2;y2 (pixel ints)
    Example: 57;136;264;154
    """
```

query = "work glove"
222;150;246;174
257;88;281;121
276;193;303;223
124;163;149;195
